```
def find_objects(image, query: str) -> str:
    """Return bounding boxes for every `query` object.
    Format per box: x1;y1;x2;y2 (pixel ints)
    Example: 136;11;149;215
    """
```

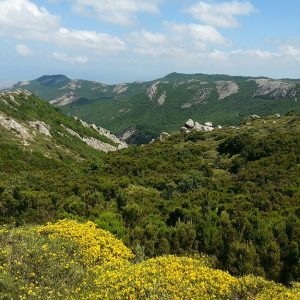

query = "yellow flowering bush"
91;255;238;300
0;220;299;300
0;226;87;300
234;275;300;300
38;219;133;266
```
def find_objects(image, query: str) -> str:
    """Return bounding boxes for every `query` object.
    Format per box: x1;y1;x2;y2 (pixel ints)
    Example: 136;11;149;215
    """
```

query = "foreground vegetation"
0;92;299;290
1;219;299;299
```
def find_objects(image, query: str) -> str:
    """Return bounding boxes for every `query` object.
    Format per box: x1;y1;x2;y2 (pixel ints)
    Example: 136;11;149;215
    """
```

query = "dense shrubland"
0;111;300;289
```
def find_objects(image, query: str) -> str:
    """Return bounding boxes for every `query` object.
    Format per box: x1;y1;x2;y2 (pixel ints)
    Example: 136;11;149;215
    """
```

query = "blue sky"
0;0;300;85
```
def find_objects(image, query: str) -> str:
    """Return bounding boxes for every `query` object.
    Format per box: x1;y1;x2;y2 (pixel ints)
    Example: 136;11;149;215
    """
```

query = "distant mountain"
0;90;127;165
10;73;300;143
36;74;71;86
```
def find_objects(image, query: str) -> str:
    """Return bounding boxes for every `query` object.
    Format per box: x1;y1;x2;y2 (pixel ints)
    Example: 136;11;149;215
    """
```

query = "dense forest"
1;93;299;286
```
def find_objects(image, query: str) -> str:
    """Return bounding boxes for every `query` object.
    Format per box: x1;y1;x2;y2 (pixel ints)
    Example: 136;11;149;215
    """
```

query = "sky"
0;0;300;85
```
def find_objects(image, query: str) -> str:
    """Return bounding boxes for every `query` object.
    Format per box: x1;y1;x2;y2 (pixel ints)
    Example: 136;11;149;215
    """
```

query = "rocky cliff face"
253;78;297;99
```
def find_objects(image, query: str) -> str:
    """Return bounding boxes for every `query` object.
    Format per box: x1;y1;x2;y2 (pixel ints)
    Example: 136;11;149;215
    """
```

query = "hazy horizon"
1;0;300;83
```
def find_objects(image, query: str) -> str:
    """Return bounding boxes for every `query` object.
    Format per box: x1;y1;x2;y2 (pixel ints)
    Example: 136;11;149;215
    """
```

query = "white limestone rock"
29;121;52;137
185;119;195;128
157;91;166;105
216;81;239;100
146;81;160;100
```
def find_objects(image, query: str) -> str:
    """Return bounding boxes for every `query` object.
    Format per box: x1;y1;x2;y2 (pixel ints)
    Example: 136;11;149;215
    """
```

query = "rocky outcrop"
146;81;160;100
216;81;239;100
185;119;195;128
50;92;78;106
0;91;54;145
146;81;167;106
79;119;127;150
248;114;261;119
0;112;31;142
253;79;296;99
118;127;137;142
157;92;166;106
113;84;128;94
0;90;31;105
159;132;170;141
181;88;211;108
29;121;52;137
61;125;118;153
183;119;214;133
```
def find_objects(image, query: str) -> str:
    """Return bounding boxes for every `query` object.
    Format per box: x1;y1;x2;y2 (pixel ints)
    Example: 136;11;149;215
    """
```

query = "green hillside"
1;92;299;285
0;90;127;172
10;73;300;143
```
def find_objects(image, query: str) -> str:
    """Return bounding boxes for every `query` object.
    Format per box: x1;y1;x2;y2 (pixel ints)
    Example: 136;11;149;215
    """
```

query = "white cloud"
0;0;60;37
280;45;300;61
132;29;166;44
54;28;126;52
169;23;228;45
53;52;89;63
131;23;227;58
72;0;161;25
185;1;256;28
0;0;126;55
15;44;32;56
231;49;279;58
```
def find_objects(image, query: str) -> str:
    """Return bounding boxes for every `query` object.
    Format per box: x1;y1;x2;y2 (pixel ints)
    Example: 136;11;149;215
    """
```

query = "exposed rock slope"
0;91;127;157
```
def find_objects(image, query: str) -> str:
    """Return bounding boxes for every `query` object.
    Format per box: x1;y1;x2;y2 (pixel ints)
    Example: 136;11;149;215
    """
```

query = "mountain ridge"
9;73;300;144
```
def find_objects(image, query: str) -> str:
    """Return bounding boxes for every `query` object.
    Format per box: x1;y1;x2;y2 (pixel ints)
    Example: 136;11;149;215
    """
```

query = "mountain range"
10;73;300;144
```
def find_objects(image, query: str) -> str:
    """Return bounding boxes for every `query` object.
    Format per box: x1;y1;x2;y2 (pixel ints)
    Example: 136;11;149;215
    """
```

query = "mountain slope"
0;101;299;283
0;90;127;167
10;73;300;143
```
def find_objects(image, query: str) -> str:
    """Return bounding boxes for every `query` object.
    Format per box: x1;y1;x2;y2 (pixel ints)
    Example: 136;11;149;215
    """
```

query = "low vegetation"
1;219;299;299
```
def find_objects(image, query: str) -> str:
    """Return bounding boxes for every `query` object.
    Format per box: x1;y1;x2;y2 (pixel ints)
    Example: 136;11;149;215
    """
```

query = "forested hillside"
10;73;300;143
1;93;299;286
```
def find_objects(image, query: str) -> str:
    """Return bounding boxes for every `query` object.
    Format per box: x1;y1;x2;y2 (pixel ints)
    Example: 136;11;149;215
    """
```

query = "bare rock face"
61;125;118;153
216;81;239;100
146;81;160;101
113;84;128;94
29;121;52;137
0;113;31;142
118;127;137;142
50;92;78;106
146;81;167;106
79;119;128;149
182;88;211;108
253;79;296;99
157;91;166;106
